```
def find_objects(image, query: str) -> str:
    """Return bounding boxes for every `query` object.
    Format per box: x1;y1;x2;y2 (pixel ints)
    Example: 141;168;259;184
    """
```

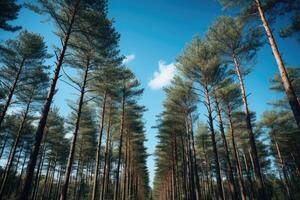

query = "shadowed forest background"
0;0;300;200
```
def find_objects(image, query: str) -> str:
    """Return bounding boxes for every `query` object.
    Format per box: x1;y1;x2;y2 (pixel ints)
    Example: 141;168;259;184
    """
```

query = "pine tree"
0;31;48;128
113;68;144;200
206;16;267;199
177;36;225;200
19;1;108;199
219;0;300;131
0;0;21;31
0;65;49;198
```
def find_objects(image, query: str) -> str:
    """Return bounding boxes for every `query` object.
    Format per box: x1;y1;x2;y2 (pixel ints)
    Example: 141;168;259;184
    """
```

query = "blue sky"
1;0;300;187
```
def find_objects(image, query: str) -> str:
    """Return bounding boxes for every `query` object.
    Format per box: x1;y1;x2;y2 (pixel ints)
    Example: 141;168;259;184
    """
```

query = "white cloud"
148;60;176;90
122;54;135;65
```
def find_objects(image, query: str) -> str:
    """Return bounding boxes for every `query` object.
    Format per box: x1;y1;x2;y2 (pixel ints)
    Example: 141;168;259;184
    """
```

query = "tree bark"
0;134;8;160
0;93;33;197
0;58;25;127
272;132;294;200
254;0;300;130
91;91;107;200
15;151;28;194
113;90;125;200
227;105;247;200
18;2;81;199
204;86;224;200
242;150;255;200
59;57;89;200
232;52;267;199
213;91;238;200
41;161;52;200
32;142;47;200
100;102;112;200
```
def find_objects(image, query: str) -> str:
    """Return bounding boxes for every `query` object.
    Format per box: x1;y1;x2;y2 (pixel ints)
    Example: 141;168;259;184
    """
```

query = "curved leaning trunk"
60;59;90;200
18;2;81;199
232;53;267;200
254;0;300;130
0;58;25;128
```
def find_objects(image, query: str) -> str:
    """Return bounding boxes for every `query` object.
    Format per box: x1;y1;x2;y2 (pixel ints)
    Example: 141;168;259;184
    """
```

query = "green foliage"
0;0;21;31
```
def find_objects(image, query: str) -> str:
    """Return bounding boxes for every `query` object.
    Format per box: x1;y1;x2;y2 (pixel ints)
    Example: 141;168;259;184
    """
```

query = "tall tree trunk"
213;91;238;200
227;105;247;200
113;91;125;200
19;2;81;199
55;167;63;200
100;102;112;200
204;86;224;200
91;91;107;200
186;117;197;200
46;164;56;200
15;151;28;194
0;133;8;160
122;132;129;200
272;133;294;200
254;0;300;130
73;141;83;200
32;143;47;200
41;161;52;200
104;140;112;200
180;136;188;199
188;114;201;200
0;93;32;197
232;52;267;199
7;142;23;196
60;58;90;200
242;150;255;200
0;58;25;127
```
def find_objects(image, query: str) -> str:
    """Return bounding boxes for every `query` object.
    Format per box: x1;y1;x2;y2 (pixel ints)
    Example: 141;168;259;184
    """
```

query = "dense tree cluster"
153;1;300;200
0;0;149;200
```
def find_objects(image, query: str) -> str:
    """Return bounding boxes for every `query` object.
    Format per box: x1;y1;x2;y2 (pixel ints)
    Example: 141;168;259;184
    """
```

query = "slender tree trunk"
188;114;201;200
254;0;300;130
55;167;63;200
227;105;247;200
0;133;8;160
0;58;25;127
32;144;47;200
122;133;129;200
91;91;107;200
15;151;28;194
186;117;197;200
0;94;32;197
60;58;89;200
105;140;112;200
7;143;23;195
47;164;56;200
100;103;112;200
204;86;224;200
232;52;267;199
180;136;188;199
73;140;83;200
242;150;255;200
272;133;294;200
18;2;81;199
41;161;52;200
113;91;125;200
213;91;238;200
